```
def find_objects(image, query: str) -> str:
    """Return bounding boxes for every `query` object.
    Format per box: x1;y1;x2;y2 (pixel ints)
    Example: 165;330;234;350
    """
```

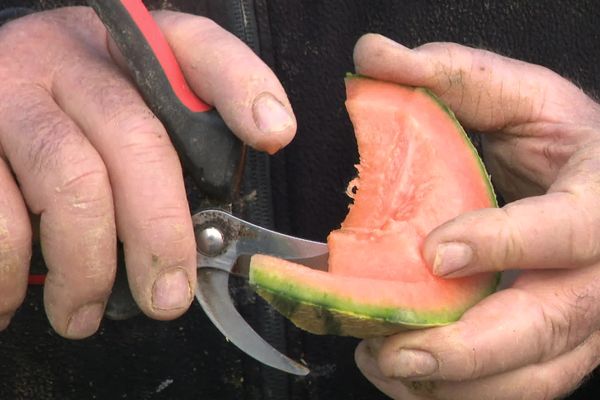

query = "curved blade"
196;268;309;376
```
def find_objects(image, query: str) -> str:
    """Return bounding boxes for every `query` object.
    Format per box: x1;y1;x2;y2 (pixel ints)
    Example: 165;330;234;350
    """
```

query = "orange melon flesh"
249;76;499;338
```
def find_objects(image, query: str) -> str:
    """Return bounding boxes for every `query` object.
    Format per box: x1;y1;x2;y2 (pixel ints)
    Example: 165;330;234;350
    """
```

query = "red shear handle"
120;0;210;112
28;274;46;285
88;0;244;199
27;1;244;285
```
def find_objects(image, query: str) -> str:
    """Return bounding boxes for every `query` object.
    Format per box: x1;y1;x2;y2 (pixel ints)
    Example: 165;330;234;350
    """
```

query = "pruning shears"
29;0;330;376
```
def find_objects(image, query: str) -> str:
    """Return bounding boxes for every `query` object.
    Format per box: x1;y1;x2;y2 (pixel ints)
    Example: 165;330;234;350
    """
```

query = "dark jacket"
0;1;598;399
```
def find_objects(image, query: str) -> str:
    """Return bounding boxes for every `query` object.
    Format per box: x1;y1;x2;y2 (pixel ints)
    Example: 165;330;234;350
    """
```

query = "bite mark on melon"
249;76;499;338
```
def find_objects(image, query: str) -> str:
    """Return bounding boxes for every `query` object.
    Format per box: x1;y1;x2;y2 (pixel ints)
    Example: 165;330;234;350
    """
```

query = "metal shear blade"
88;0;326;377
193;209;328;376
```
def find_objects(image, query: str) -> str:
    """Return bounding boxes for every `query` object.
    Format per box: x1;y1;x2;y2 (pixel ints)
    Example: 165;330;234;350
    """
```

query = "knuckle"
135;213;195;271
81;261;115;297
0;8;89;62
540;141;572;178
56;165;112;215
167;14;222;42
418;41;463;58
491;206;525;269
559;283;599;342
166;14;246;67
46;246;115;301
22;106;87;174
122;138;178;169
107;104;161;136
562;150;600;197
154;11;225;50
436;323;484;380
539;282;599;361
142;210;193;248
0;7;96;38
541;306;571;359
554;153;600;266
353;33;376;55
432;61;464;101
452;349;481;380
94;80;147;126
461;346;483;380
419;43;470;100
566;285;599;328
565;195;600;266
114;115;177;167
0;12;50;42
0;8;105;84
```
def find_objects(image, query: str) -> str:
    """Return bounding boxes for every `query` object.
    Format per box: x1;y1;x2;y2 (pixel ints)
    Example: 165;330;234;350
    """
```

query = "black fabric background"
0;1;599;399
264;2;600;399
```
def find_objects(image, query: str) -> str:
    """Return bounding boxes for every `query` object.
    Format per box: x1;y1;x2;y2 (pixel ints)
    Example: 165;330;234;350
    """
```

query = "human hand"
0;7;295;338
352;33;600;399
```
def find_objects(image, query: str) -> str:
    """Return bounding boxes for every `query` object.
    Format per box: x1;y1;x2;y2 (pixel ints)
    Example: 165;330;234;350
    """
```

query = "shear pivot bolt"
197;226;225;255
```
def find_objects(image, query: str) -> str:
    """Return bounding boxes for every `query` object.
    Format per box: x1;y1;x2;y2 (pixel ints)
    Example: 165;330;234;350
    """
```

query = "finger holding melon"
347;35;600;400
249;75;498;336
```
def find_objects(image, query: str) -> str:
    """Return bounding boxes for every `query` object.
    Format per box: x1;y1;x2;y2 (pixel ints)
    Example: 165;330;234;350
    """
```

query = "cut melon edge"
249;257;500;338
248;76;500;338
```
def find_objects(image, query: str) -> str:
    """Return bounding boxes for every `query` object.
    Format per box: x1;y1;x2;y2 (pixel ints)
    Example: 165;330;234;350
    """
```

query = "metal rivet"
197;226;225;255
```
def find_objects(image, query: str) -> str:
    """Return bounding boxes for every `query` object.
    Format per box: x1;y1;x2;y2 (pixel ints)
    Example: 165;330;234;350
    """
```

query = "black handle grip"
87;0;243;201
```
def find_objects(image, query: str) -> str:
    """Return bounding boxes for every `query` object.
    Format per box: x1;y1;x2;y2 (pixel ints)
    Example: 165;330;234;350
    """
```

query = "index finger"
146;11;296;154
353;34;598;132
423;142;600;278
106;11;296;154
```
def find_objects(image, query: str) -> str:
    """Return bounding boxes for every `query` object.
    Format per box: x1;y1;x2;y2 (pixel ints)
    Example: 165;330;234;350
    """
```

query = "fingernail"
67;302;104;338
152;268;191;311
252;93;293;134
389;349;438;379
433;242;473;276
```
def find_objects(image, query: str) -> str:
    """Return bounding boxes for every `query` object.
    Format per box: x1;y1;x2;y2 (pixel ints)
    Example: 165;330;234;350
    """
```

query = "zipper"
225;1;291;399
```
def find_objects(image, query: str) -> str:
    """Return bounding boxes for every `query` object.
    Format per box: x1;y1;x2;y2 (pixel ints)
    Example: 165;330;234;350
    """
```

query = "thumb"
423;191;600;277
108;10;296;154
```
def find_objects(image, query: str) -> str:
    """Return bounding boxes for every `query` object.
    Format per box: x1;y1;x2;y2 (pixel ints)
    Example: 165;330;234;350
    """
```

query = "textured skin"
265;1;600;399
0;1;598;399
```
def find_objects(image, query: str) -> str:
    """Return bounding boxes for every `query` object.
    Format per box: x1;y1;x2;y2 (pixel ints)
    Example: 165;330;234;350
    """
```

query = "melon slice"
249;76;499;338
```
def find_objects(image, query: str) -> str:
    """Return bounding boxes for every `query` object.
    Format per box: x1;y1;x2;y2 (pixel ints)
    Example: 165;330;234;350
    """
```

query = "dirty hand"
353;34;600;399
0;7;295;338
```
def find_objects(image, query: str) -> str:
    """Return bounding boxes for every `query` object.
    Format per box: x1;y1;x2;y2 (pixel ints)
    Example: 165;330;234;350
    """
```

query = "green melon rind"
249;266;499;338
249;76;500;338
417;87;498;207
